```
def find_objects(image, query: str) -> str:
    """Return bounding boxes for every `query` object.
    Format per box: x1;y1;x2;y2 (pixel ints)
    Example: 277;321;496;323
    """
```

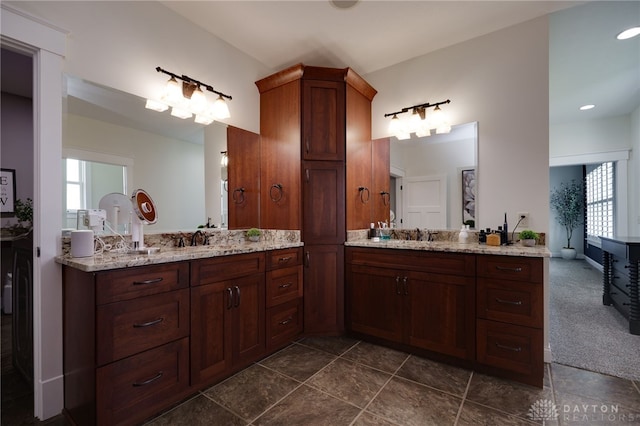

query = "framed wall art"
1;168;16;216
462;169;476;226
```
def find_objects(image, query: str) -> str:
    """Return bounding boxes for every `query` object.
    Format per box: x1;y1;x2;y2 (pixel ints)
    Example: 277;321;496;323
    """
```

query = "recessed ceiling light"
579;104;595;111
330;0;359;9
617;27;640;40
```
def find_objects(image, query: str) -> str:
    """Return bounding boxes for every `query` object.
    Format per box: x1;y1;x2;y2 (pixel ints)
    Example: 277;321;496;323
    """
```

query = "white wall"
630;106;640;236
9;1;270;133
64;114;206;231
550;115;632;158
366;17;550;235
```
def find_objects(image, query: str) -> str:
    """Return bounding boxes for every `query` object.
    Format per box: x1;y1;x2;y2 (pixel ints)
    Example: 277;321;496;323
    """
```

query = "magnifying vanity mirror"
62;75;227;233
390;121;478;229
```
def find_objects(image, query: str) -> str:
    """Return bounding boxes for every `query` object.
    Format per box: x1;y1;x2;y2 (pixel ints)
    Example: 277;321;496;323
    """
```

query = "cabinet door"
227;125;261;229
371;137;391;226
346;264;404;343
302;161;345;244
302;79;345;161
190;281;232;385
231;273;266;366
260;79;301;230
303;244;344;335
406;270;476;360
346;136;371;230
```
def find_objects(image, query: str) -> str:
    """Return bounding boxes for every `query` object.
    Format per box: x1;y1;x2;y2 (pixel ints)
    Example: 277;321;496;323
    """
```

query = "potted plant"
14;198;33;229
518;229;539;247
246;228;261;242
550;180;584;259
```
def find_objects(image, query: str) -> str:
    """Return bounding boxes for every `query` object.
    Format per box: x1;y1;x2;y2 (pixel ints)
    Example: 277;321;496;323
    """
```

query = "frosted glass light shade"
190;86;207;114
163;77;183;104
212;96;230;119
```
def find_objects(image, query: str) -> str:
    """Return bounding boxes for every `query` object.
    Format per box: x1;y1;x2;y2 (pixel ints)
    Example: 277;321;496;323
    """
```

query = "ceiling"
2;1;638;136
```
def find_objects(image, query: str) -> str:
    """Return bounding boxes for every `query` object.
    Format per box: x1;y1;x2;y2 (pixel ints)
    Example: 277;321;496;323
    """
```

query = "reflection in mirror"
390;121;477;229
62;75;227;233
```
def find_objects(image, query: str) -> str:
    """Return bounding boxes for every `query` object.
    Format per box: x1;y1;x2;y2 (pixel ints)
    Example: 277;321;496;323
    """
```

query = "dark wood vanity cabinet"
346;248;545;388
346;247;476;360
63;262;191;426
302;78;346;161
475;255;543;387
266;247;304;350
190;252;266;386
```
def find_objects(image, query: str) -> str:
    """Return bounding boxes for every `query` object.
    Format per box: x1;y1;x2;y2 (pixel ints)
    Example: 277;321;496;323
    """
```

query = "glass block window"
585;162;614;238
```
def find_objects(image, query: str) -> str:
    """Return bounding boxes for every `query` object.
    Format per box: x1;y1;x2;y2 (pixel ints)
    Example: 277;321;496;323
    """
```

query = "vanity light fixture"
384;99;451;140
145;66;232;125
220;151;229;167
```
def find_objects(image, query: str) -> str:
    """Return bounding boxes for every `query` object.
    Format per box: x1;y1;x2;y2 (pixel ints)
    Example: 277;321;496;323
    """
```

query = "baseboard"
584;256;603;272
35;373;64;420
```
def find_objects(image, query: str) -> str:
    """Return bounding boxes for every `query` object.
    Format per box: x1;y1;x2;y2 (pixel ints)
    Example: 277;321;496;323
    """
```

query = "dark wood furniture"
601;236;640;335
63;248;303;425
227;126;261;229
63;262;191;426
345;247;544;387
256;64;384;335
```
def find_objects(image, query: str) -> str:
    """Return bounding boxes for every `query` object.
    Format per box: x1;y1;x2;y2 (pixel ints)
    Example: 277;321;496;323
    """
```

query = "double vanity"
57;229;549;426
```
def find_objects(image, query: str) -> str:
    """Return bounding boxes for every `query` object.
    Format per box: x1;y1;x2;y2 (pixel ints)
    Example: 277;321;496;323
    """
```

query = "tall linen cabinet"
256;64;381;334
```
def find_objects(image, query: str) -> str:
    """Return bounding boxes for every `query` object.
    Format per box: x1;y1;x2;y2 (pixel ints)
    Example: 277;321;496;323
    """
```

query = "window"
65;158;86;211
585;162;614;239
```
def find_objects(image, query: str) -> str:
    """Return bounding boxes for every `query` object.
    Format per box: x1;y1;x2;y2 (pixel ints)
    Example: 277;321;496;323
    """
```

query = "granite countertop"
56;241;304;272
345;239;551;258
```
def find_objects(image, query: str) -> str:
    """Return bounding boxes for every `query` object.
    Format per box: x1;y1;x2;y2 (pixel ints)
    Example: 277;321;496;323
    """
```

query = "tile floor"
141;336;640;426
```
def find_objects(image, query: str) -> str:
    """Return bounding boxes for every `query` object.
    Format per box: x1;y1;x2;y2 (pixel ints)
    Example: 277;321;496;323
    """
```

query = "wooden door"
371;137;390;226
303;244;344;335
230;273;266;366
302;80;345;161
405;270;475;360
302;161;345;245
190;281;232;385
346;264;403;343
227;126;261;229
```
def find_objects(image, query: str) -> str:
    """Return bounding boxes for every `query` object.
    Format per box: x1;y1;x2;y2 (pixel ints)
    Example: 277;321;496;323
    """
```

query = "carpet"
549;257;640;381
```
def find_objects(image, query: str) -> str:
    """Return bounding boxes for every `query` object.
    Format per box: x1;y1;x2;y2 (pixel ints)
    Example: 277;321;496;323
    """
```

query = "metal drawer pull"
395;276;401;295
132;277;163;286
227;287;233;309
403;276;409;296
133;317;164;328
278;256;292;263
234;285;241;307
495;266;522;272
270;183;283;202
133;371;163;387
279;282;293;289
495;298;522;306
279;317;293;326
495;343;522;352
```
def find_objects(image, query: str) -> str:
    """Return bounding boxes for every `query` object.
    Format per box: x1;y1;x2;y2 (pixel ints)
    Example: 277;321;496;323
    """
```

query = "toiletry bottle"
369;222;375;239
503;213;509;245
479;229;486;244
458;225;469;244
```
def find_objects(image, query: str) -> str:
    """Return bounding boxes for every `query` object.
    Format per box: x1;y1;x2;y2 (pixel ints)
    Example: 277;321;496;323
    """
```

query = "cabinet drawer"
266;265;303;307
266;299;303;350
477;319;543;378
609;285;630;318
96;289;189;366
267;247;303;270
96;262;189;305
477;278;543;328
96;338;189;426
191;252;265;286
476;255;542;283
346;247;475;276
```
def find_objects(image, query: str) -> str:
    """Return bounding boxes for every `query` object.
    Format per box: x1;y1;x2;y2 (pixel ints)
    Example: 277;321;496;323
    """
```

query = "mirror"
62;75;227;233
390;121;478;229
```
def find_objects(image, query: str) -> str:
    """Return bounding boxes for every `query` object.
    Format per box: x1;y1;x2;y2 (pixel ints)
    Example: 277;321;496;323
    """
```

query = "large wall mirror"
62;75;227;233
390;121;478;229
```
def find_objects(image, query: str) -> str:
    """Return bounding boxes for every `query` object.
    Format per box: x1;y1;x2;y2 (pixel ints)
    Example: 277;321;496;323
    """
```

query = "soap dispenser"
458;225;469;244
